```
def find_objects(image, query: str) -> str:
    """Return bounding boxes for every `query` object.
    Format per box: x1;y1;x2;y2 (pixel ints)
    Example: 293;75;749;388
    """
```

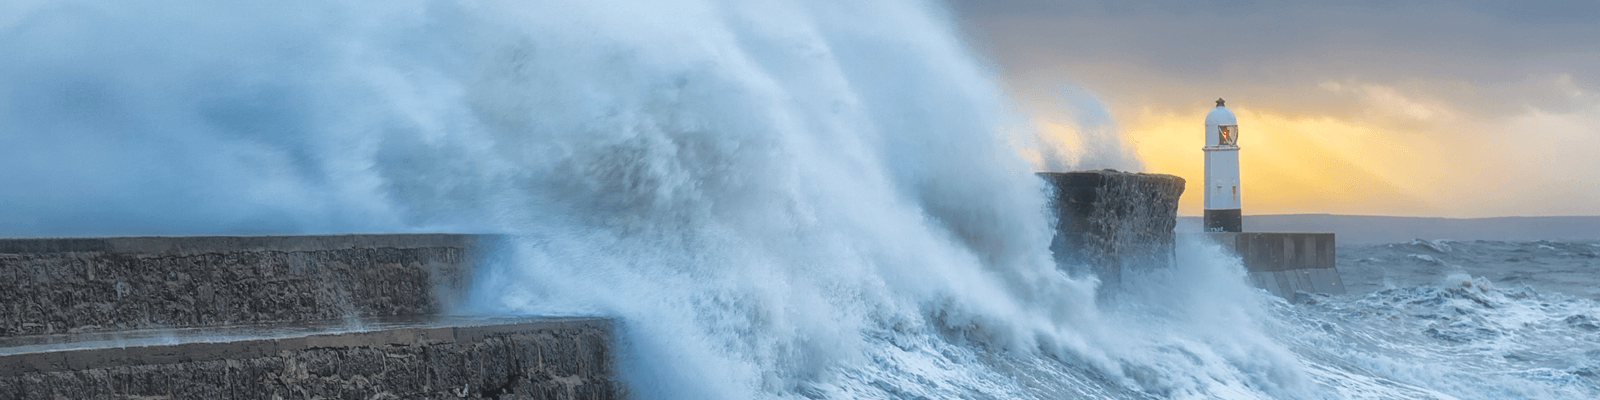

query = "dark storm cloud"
947;0;1600;217
950;0;1600;116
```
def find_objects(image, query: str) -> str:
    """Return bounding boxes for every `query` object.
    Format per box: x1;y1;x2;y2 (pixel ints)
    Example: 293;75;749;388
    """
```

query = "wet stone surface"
0;235;479;337
0;319;619;400
1040;170;1186;288
0;235;619;399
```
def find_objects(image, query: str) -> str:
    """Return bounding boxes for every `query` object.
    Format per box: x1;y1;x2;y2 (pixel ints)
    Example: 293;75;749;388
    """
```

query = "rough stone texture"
0;318;619;400
1040;170;1186;287
0;235;620;399
0;234;490;338
1203;232;1346;298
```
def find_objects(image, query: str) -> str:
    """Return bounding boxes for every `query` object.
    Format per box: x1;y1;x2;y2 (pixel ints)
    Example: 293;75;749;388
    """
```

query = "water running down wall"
1040;170;1185;288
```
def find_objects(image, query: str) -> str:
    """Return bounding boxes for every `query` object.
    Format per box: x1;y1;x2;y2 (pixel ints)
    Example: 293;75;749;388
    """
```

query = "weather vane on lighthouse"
1204;98;1242;232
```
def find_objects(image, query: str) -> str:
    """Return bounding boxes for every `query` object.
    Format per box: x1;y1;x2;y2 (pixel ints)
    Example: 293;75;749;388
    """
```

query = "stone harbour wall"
0;234;621;399
1040;170;1186;287
0;234;489;337
1204;232;1346;298
0;318;618;400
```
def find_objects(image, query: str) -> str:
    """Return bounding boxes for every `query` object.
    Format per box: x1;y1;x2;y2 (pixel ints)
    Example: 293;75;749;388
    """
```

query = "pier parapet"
1205;232;1346;298
0;234;484;337
1040;170;1185;288
0;234;620;399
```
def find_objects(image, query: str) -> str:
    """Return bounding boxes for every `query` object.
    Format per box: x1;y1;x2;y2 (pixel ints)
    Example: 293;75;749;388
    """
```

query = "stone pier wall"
0;318;617;400
1040;170;1186;287
1204;232;1346;298
0;234;622;399
0;234;491;337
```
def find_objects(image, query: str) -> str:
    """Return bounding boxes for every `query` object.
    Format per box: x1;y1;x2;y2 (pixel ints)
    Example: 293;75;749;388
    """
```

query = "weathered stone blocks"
0;234;621;399
0;319;618;399
1040;170;1186;287
0;234;480;337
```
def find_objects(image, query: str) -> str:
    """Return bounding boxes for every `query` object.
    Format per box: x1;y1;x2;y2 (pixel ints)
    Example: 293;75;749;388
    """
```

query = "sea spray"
1;1;1545;399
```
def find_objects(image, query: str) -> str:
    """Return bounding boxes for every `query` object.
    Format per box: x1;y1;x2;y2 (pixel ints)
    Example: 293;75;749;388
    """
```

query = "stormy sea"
2;1;1597;399
1280;239;1600;399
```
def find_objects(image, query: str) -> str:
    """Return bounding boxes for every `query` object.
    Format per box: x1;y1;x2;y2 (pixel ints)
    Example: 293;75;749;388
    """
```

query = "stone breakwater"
1039;170;1186;288
0;234;479;337
0;234;620;400
1206;232;1345;298
0;318;616;400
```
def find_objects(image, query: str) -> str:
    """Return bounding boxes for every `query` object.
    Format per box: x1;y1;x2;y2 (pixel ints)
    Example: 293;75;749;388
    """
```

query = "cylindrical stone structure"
1204;98;1243;232
1040;170;1185;288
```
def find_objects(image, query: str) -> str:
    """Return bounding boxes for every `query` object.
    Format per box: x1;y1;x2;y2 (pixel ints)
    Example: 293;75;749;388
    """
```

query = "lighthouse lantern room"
1204;98;1243;232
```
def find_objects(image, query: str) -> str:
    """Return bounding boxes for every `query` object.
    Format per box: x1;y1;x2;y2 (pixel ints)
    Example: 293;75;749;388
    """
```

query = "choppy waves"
1277;240;1600;399
3;1;1598;399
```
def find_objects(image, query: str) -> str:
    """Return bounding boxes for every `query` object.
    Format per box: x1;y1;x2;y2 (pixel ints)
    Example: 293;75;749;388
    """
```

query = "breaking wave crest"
3;1;1596;399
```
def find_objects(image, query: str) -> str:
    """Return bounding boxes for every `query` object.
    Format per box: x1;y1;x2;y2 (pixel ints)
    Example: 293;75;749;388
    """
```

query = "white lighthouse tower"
1204;98;1242;232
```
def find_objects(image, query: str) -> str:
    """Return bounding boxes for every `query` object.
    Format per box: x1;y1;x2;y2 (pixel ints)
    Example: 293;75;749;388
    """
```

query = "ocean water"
1283;240;1600;399
2;1;1598;399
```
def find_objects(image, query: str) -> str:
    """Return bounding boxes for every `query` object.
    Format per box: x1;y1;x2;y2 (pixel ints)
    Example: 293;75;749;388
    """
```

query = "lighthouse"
1204;98;1242;232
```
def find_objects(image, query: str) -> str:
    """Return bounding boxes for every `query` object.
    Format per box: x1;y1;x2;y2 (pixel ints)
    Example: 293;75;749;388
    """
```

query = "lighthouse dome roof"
1205;104;1236;126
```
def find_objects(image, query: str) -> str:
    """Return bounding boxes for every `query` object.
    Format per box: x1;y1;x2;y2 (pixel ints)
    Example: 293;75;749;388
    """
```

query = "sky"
951;0;1600;218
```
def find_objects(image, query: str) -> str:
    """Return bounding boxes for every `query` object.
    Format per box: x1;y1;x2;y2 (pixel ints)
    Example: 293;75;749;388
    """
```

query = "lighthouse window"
1218;125;1238;145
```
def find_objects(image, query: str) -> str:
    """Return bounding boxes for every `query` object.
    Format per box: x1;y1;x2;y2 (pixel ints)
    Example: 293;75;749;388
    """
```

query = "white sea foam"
3;1;1595;399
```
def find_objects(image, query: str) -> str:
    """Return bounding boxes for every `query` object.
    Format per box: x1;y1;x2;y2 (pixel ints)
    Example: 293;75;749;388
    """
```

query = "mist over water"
4;1;1594;399
1017;84;1145;173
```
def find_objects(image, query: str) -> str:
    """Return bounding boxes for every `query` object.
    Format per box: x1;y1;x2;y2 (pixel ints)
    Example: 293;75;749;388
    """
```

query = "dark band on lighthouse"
1204;209;1242;232
1203;98;1243;232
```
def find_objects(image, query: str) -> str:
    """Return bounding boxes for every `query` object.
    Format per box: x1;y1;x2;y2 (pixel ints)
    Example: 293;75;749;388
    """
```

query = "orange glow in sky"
1021;83;1600;218
1127;108;1434;216
960;2;1600;218
1109;101;1599;217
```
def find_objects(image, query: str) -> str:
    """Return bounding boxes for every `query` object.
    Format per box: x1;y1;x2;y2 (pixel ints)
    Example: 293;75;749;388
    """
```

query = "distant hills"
1177;214;1600;245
